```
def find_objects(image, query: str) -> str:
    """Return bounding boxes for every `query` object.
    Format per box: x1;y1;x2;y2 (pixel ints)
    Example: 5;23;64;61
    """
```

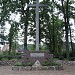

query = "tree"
20;0;29;51
61;0;75;59
54;0;75;58
0;0;11;45
8;22;19;54
0;0;30;53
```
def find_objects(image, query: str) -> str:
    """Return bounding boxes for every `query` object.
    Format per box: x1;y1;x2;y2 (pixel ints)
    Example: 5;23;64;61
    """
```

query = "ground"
0;64;75;75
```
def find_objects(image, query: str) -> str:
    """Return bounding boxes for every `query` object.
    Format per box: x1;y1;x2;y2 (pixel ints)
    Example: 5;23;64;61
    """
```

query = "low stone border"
55;60;75;66
12;65;63;71
0;60;17;66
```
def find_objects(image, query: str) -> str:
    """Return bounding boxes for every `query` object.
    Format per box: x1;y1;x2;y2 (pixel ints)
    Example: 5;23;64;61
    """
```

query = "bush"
42;61;61;66
2;51;9;56
59;56;64;60
15;62;22;66
22;62;33;66
69;57;75;61
42;61;50;66
16;53;22;55
1;57;8;61
0;55;3;60
17;55;22;59
7;55;14;60
2;55;15;60
15;61;33;66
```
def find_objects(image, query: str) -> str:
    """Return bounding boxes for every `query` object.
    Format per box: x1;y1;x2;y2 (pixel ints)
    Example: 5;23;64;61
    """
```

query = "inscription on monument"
30;53;44;57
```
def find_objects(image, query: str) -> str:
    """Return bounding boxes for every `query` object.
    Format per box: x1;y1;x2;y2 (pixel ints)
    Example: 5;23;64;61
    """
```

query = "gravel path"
0;64;75;75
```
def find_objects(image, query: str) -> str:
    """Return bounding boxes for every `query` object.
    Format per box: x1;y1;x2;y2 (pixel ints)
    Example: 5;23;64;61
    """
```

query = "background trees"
55;0;75;58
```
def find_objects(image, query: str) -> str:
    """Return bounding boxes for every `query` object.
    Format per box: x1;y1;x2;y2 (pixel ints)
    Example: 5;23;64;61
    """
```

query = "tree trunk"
52;0;55;54
9;42;12;55
69;25;74;57
24;1;29;51
66;0;69;59
20;0;29;51
61;0;69;59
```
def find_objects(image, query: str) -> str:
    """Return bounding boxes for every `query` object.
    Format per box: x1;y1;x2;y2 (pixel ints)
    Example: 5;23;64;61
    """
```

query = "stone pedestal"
21;50;53;64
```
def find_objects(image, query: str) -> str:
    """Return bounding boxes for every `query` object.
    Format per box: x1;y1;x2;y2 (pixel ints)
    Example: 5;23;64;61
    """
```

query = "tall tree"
20;0;29;51
55;0;75;58
0;0;30;53
8;22;19;54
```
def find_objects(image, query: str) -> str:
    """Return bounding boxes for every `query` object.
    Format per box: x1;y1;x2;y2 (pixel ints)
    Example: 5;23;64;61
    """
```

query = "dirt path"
0;65;75;75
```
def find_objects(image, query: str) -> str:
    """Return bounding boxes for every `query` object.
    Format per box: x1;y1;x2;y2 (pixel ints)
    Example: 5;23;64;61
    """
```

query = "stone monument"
22;0;53;64
12;1;63;71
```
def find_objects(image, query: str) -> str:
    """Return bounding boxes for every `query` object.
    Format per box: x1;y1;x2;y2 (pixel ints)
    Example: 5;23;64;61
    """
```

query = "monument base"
12;65;63;71
12;51;63;71
21;50;53;64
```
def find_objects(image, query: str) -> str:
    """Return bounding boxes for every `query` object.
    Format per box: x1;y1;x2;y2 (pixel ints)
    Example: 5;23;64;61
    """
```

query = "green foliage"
1;57;8;61
69;57;75;61
15;62;33;66
8;22;19;54
42;61;61;66
15;62;22;66
27;44;35;51
0;55;3;60
2;51;9;56
15;61;61;66
16;52;22;55
22;62;33;66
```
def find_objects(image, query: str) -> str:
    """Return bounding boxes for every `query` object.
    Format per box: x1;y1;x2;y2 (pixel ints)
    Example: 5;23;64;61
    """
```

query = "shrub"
1;57;8;61
17;55;22;59
7;55;14;60
22;62;33;66
42;61;50;66
15;61;33;66
69;57;75;61
42;61;61;66
0;55;3;60
15;62;22;66
2;51;9;56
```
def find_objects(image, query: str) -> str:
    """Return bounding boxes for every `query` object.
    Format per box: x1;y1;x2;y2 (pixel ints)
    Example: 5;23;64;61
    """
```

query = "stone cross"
27;0;47;51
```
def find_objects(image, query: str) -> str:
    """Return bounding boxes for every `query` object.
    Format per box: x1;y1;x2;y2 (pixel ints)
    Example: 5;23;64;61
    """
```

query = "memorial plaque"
30;53;44;57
